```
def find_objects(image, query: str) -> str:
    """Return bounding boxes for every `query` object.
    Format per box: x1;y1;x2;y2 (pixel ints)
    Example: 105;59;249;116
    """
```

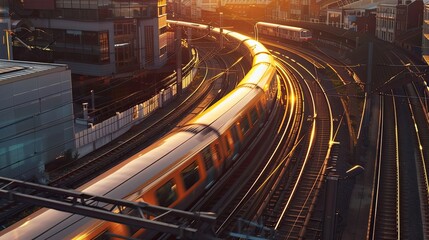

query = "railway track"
366;50;429;239
215;61;303;237
406;83;429;237
178;58;303;239
268;65;332;239
369;92;400;239
369;89;428;239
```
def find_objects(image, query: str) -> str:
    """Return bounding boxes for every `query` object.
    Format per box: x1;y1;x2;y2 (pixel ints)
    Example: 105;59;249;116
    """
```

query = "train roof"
238;62;276;89
256;21;309;32
184;87;262;133
0;130;220;239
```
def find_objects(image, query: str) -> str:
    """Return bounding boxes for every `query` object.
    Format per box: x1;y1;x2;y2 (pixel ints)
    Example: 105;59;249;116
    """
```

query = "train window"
231;125;240;141
250;107;259;125
181;161;200;190
202;146;214;170
223;134;233;153
240;116;251;135
156;179;178;207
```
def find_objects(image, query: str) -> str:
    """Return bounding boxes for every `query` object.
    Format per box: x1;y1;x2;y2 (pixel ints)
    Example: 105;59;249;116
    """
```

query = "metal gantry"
0;177;217;239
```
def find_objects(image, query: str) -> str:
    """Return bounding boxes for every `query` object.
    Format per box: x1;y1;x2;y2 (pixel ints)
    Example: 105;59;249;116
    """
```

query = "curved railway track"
172;57;304;239
251;39;363;239
186;42;339;239
265;57;333;240
214;61;303;237
195;40;352;240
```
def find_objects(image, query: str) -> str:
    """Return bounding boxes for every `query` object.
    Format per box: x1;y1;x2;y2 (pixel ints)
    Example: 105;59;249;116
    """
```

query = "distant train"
0;21;278;239
255;22;312;42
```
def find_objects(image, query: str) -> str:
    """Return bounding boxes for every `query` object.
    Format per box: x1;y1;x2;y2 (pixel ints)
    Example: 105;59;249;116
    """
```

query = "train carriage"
256;22;312;43
0;21;278;240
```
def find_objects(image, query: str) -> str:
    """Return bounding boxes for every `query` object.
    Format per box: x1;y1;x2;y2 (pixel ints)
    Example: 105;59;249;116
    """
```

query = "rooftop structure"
5;0;169;77
0;59;74;182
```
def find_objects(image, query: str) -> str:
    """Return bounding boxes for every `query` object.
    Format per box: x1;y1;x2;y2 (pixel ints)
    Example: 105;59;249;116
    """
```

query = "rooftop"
0;59;68;84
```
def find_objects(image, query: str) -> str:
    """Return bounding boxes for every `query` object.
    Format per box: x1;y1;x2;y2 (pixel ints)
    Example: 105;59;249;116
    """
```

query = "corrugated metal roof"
0;59;67;84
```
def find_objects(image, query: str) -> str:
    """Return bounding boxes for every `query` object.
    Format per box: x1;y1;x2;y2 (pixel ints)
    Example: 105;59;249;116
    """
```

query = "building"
0;60;74;182
396;0;424;37
289;0;311;21
376;3;397;42
219;3;267;22
355;8;377;34
374;1;423;43
6;0;168;77
175;0;272;21
327;8;344;27
323;0;422;43
268;0;321;22
326;4;376;32
0;0;12;60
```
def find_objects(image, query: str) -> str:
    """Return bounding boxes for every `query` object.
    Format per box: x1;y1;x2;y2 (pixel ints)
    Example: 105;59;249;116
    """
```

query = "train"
255;22;312;42
0;21;278;239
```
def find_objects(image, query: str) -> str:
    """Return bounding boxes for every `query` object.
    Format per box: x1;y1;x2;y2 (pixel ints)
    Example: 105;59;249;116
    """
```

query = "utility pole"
176;26;182;95
366;42;373;94
219;12;223;49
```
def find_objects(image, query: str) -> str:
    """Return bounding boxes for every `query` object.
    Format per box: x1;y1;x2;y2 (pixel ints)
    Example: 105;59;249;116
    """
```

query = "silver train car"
0;21;278;240
255;21;312;42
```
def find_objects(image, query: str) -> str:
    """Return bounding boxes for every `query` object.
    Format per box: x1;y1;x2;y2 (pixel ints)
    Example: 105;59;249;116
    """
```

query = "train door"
265;76;277;112
180;160;204;200
256;101;266;125
222;132;234;165
230;124;241;160
201;146;216;189
249;106;260;129
154;179;179;207
238;113;252;147
210;141;225;177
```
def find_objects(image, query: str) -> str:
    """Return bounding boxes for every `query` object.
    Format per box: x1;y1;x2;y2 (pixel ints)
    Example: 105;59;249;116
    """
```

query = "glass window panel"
202;147;213;170
181;162;200;190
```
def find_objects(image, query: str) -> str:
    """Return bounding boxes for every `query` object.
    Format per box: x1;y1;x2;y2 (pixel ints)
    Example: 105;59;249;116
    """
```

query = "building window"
51;29;110;64
144;26;154;65
114;21;137;35
99;32;110;63
115;42;134;67
65;30;82;44
83;31;98;45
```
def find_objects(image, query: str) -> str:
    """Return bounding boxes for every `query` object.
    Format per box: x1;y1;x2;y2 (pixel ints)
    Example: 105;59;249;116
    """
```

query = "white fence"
75;50;199;157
